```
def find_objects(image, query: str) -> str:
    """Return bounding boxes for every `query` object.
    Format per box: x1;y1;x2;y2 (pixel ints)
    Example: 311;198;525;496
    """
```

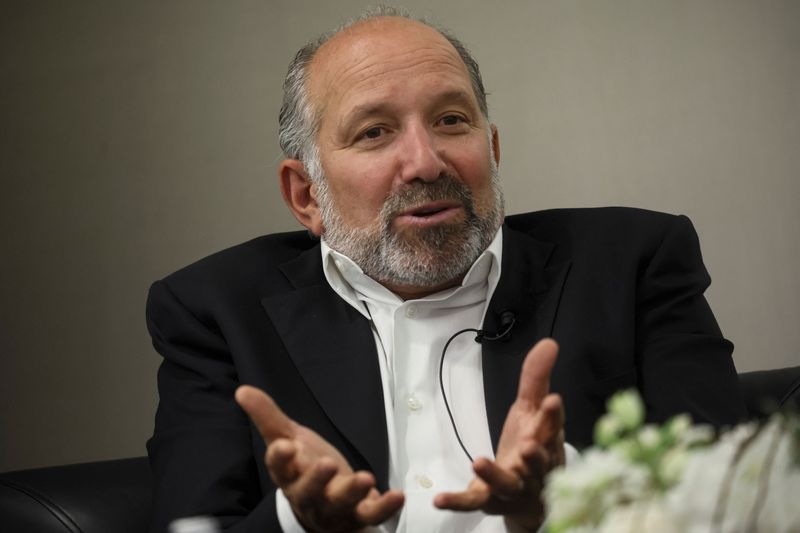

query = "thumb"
235;385;296;443
517;338;558;409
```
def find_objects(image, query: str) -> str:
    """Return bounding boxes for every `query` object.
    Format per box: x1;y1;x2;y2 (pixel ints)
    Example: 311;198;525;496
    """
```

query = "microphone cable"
438;311;516;463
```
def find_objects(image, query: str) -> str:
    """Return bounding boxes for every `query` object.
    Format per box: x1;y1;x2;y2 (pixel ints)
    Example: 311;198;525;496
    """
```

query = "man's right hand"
235;385;404;532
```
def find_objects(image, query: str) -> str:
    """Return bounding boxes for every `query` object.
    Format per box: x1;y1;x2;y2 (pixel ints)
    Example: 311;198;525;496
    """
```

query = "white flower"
677;423;715;448
607;391;644;431
599;498;683;533
664;417;800;533
735;418;800;533
664;423;753;532
637;425;661;450
666;414;692;439
545;390;800;533
595;415;623;447
760;469;800;533
546;449;652;531
658;447;688;487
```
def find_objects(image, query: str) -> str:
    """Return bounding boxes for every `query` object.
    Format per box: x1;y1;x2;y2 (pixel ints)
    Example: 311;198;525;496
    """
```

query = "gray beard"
316;173;504;290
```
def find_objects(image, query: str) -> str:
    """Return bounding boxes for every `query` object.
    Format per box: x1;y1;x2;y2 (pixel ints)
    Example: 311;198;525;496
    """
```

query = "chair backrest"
0;457;151;533
738;365;800;419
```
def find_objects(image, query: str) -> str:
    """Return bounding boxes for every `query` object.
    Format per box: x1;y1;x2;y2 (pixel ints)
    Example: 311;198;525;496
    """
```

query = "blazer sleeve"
146;280;282;533
635;214;746;426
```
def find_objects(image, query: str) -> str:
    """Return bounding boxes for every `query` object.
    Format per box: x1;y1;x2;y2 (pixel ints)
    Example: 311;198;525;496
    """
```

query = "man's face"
305;18;503;295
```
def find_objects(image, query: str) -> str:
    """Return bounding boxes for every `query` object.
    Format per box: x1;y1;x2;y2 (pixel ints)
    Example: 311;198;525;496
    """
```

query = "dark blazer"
146;207;745;532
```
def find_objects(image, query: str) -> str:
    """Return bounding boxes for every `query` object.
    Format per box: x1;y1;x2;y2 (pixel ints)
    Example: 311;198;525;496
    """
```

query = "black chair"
738;365;800;419
0;457;151;533
2;366;798;532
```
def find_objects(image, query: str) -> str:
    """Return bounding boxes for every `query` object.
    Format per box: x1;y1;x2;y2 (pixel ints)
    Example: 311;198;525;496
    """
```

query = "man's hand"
235;385;404;532
433;338;565;531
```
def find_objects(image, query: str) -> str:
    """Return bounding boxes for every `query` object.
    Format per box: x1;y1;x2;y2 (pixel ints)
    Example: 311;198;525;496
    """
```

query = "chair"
0;457;151;533
2;366;798;532
738;365;800;419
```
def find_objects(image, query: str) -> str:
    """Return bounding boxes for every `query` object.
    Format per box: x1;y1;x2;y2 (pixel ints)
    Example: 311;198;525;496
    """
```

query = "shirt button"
416;474;433;489
405;306;417;318
406;394;423;411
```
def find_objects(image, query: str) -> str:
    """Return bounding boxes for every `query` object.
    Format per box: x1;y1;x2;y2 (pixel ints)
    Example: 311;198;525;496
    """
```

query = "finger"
355;489;405;525
433;481;490;511
549;431;566;468
265;438;300;486
472;457;524;500
518;442;549;482
516;338;558;409
533;393;565;443
235;385;295;443
285;457;338;510
325;470;375;509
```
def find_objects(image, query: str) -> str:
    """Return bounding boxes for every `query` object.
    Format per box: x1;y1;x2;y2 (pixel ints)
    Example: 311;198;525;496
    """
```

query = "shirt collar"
321;227;504;317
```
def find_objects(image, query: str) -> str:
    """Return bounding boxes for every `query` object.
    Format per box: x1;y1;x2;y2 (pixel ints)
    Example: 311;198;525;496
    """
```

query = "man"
146;8;745;533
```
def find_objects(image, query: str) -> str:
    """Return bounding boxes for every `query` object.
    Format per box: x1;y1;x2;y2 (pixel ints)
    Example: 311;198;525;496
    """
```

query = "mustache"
380;174;474;219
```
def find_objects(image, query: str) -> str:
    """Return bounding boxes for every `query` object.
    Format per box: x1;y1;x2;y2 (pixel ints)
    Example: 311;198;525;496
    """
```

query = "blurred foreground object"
545;389;800;533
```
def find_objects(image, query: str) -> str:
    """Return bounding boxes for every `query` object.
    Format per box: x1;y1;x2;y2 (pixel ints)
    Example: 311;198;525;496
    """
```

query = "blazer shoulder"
506;207;690;241
505;207;698;262
506;206;681;231
152;230;318;302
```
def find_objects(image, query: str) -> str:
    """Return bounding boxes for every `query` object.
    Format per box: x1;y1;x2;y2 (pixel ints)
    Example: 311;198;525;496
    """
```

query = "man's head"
278;8;504;298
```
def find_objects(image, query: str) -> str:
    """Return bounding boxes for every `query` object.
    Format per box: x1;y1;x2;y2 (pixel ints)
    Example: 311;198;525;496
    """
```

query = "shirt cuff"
276;488;307;533
565;441;580;465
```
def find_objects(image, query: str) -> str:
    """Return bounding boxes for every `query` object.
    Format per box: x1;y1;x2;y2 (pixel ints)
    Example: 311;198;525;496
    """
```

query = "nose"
397;123;448;183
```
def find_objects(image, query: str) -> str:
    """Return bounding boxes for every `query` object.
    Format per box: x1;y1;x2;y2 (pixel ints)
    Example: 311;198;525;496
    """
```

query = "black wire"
438;317;517;464
438;328;481;464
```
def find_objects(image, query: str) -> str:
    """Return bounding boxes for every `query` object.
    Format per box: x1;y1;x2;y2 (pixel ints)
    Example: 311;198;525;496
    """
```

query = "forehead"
307;18;476;123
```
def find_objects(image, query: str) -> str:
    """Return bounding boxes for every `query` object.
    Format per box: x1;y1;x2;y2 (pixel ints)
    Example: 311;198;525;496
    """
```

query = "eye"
353;124;393;148
438;114;467;127
356;126;388;142
363;126;384;139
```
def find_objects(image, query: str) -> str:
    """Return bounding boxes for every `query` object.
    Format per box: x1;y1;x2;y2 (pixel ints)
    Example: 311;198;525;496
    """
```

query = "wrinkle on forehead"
307;17;473;127
332;51;467;114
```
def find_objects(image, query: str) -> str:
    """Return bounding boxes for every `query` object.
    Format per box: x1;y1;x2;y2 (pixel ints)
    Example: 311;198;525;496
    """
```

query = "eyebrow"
343;102;394;129
428;89;478;111
338;88;480;136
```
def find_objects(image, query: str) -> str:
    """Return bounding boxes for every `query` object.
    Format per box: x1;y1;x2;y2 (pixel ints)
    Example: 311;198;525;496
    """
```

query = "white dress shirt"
277;228;574;532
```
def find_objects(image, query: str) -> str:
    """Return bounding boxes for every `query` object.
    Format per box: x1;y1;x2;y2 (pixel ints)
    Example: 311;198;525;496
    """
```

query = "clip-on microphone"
474;310;516;343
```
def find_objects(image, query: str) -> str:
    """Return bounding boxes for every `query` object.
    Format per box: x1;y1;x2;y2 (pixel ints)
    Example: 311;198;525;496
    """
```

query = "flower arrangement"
545;391;800;532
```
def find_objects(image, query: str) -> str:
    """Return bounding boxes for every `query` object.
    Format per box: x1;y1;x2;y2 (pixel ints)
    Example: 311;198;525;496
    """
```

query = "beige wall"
1;0;798;471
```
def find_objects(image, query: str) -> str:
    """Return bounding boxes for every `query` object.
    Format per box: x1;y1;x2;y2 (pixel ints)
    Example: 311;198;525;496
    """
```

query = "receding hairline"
277;8;489;163
305;16;479;125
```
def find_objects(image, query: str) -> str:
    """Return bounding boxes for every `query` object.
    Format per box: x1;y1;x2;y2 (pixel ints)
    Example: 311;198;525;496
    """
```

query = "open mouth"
396;201;462;224
413;206;449;217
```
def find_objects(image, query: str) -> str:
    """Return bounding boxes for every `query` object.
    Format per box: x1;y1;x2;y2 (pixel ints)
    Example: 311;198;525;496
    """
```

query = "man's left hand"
433;338;565;531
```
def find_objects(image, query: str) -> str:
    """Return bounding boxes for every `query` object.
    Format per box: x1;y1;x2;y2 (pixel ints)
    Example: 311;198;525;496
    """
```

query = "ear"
490;123;500;166
279;159;324;236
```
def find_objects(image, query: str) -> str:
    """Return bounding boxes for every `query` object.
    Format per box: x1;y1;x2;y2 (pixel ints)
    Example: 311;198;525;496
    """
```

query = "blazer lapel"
260;246;390;489
481;225;572;450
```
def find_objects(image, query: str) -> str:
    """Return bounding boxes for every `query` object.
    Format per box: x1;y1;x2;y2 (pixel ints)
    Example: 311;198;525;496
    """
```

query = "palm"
286;423;355;478
435;338;565;530
235;385;404;532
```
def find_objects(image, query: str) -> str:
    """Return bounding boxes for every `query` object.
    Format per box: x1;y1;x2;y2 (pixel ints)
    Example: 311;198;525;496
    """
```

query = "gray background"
1;0;798;471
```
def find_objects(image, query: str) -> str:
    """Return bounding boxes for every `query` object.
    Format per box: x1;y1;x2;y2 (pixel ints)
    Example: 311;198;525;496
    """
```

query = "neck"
380;274;466;301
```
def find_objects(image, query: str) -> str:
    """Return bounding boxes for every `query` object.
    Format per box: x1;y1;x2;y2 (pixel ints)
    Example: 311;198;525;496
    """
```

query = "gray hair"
277;6;489;179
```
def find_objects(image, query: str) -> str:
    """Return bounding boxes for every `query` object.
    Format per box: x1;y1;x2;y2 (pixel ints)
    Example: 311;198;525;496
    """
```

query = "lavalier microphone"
475;310;516;343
